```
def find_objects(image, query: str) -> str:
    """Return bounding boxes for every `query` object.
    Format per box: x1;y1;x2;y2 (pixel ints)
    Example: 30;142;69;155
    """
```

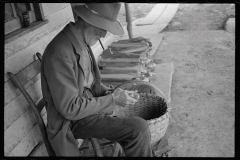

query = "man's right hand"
112;88;138;107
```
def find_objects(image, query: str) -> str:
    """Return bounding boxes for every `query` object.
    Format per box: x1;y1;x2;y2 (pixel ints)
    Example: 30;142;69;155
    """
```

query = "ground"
80;3;235;157
153;4;235;157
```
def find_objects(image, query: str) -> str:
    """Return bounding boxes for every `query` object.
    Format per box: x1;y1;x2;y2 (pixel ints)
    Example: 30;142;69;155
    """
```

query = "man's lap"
70;113;149;142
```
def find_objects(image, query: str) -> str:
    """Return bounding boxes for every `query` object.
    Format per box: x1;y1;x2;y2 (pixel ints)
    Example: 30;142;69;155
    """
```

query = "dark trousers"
70;113;153;157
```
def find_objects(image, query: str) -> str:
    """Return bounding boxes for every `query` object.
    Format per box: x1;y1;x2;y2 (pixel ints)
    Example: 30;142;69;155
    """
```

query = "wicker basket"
112;81;171;145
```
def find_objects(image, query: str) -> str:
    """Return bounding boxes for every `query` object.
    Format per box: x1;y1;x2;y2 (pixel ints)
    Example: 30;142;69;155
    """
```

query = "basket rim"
148;111;170;124
114;80;167;101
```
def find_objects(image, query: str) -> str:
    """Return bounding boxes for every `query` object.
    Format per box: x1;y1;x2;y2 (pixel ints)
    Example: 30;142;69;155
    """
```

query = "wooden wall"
4;3;73;156
4;3;116;156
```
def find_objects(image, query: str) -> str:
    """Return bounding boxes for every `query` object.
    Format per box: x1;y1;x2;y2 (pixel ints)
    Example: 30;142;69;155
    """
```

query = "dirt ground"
152;4;235;157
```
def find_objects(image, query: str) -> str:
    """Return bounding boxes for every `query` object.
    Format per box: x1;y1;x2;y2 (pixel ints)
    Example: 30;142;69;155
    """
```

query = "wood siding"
4;3;116;157
4;3;73;156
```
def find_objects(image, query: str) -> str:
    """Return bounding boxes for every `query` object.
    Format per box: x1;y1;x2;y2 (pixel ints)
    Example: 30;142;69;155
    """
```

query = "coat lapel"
62;24;102;97
63;25;87;78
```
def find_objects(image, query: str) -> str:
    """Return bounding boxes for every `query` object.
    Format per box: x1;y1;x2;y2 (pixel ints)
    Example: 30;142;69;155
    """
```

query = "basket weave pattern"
112;92;170;145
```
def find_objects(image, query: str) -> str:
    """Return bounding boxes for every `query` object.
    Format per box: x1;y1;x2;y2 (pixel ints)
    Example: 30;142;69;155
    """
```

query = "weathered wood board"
100;66;141;74
102;78;130;88
151;62;174;103
4;109;37;156
134;4;168;26
101;49;142;59
5;59;41;106
121;4;179;38
4;79;42;131
99;61;140;68
101;73;137;80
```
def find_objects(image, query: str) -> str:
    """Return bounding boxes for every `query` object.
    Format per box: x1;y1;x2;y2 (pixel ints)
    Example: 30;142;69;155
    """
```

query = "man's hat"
72;3;124;35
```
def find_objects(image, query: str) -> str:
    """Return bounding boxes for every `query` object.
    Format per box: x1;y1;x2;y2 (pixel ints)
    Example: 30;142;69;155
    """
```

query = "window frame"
5;3;22;35
5;3;48;44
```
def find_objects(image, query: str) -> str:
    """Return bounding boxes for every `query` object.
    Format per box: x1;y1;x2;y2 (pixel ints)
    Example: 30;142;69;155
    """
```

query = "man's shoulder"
49;31;72;50
43;31;73;59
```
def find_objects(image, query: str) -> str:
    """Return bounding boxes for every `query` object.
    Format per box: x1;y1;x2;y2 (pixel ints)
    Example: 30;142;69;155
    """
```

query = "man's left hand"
104;85;114;95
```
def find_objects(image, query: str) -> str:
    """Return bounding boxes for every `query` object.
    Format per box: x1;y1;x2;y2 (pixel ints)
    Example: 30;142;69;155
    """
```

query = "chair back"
7;52;55;156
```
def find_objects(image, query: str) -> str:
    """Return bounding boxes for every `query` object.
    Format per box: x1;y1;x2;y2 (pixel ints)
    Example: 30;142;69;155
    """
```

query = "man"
41;3;153;157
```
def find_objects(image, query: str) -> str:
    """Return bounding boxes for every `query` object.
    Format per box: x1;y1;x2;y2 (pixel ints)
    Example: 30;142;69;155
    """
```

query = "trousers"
70;113;153;157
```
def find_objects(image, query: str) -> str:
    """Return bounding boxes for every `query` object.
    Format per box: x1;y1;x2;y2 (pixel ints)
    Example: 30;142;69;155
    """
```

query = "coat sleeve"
43;46;114;120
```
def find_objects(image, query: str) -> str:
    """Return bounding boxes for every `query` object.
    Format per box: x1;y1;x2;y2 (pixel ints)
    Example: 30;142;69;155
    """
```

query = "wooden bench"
6;52;122;157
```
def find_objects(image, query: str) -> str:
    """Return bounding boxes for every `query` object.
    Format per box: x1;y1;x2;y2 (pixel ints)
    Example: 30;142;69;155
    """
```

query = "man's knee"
122;116;149;133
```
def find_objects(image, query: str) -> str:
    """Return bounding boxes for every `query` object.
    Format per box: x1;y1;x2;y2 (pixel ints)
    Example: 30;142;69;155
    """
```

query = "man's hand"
112;88;138;107
104;85;114;95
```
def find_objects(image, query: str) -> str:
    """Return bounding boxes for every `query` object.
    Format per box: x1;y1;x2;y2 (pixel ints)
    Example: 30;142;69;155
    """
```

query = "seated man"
40;3;152;157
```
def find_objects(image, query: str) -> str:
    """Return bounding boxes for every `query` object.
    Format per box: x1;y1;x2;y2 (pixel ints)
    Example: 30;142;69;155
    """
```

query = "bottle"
22;12;30;27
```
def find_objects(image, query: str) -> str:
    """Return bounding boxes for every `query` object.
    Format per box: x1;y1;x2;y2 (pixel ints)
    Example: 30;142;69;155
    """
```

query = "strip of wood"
100;66;142;75
154;4;180;26
102;66;142;71
151;62;174;103
118;46;148;54
100;69;138;74
115;37;151;44
99;61;140;68
110;42;145;48
101;51;141;59
121;4;179;38
101;74;136;80
134;4;168;26
7;118;45;156
109;45;147;52
4;79;42;131
5;6;72;82
4;109;37;156
102;58;139;63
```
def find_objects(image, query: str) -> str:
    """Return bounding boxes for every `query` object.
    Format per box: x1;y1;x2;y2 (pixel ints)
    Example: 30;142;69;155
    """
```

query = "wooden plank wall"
4;3;73;156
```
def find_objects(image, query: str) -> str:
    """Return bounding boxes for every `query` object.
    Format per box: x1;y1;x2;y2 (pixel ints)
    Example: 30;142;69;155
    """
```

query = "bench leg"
111;142;123;157
90;138;104;157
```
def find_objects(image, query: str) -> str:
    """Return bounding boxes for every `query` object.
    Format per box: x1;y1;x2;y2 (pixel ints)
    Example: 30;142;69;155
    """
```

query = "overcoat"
41;23;114;156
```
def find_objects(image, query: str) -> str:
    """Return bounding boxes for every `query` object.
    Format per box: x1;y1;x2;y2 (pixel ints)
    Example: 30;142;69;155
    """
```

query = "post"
124;3;133;39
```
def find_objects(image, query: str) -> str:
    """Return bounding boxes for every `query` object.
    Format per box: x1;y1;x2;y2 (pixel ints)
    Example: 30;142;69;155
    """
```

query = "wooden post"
124;3;133;39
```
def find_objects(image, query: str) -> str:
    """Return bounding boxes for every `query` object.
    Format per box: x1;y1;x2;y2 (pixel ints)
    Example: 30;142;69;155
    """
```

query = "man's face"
84;24;107;46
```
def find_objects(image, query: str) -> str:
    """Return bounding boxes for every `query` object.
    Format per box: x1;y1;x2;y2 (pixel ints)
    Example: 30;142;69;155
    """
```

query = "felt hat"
72;3;124;35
